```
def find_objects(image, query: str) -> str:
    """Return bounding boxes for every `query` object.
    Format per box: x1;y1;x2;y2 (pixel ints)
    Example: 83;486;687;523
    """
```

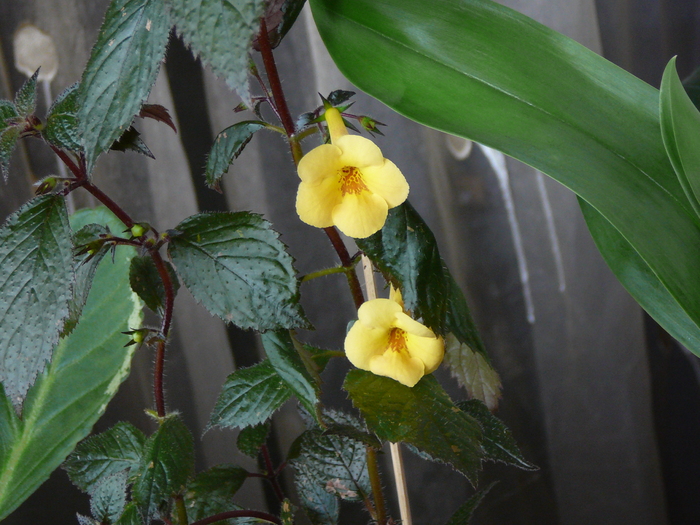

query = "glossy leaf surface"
310;0;700;355
0;195;73;407
78;0;170;168
169;211;307;331
0;208;141;520
182;464;247;523
206;120;267;190
344;371;483;483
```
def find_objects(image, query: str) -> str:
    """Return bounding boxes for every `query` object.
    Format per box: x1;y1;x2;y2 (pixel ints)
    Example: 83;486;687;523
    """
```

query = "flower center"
388;327;408;354
339;166;369;196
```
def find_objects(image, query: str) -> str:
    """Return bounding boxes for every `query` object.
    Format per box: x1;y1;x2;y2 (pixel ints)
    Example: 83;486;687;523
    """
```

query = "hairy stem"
82;182;135;229
324;227;365;309
261;444;285;502
151;250;175;418
258;18;295;137
175;495;189;525
366;446;388;525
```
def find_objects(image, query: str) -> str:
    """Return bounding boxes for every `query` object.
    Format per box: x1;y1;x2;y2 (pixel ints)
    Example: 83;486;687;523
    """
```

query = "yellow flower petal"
297;144;342;184
357;298;402;330
394;311;436;338
405;333;444;374
325;107;348;143
336;135;384;168
361;159;409;208
345;322;391;369
332;192;388;238
369;350;425;387
389;286;404;309
296;177;342;228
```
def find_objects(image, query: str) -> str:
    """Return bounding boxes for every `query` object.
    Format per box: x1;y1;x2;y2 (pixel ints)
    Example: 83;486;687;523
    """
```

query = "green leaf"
64;421;147;493
115;502;144;525
660;57;700;219
261;330;319;419
206;121;267;190
344;371;483;483
90;471;128;523
14;69;39;116
0;195;73;408
457;400;535;470
129;255;180;313
290;426;370;503
168;211;307;331
0;207;141;520
184;464;248;522
280;499;295;525
43;83;82;152
110;126;154;158
444;334;501;411
258;0;307;49
0;125;20;179
444;482;496;525
293;462;339;525
443;269;486;355
132;415;194;523
357;201;447;333
208;360;292;430
78;0;170;169
0;100;18;129
237;422;270;458
309;0;700;357
167;0;266;105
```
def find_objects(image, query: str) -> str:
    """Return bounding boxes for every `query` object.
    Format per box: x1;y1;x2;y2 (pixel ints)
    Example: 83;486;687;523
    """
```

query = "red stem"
261;444;285;502
258;18;295;137
82;182;135;229
151;250;175;418
189;510;282;525
50;146;82;179
324;227;365;309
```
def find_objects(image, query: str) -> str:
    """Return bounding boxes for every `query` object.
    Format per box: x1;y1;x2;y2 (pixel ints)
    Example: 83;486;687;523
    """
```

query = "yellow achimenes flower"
296;107;409;238
344;288;444;387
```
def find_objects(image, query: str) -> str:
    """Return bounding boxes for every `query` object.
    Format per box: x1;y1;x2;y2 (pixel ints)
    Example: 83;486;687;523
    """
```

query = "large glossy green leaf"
78;0;170;169
168;211;307;331
309;0;700;355
0;195;73;408
0;208;141;520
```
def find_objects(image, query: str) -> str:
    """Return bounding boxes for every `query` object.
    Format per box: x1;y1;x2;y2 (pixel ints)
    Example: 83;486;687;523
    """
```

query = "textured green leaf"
344;371;483;483
209;360;292;430
116;502;144;525
167;0;266;105
0;125;20;179
43;83;82;152
110;126;154;158
457;400;535;470
258;0;307;49
280;499;295;525
78;0;170;169
0;195;73;408
309;0;700;357
184;465;248;523
443;482;496;525
129;255;179;313
90;471;128;523
293;461;339;525
132;415;194;522
206;121;267;190
64;421;147;493
444;334;501;411
78;514;99;525
262;330;319;419
14;69;39;117
660;57;700;218
0;208;141;520
290;425;370;503
168;211;307;331
0;100;18;128
237;422;270;458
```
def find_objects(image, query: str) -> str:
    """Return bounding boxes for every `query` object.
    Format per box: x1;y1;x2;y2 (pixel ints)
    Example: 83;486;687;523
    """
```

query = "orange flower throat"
388;327;408;354
339;166;369;196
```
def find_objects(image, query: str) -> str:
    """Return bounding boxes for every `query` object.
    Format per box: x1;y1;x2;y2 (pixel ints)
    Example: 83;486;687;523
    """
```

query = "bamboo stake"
361;254;413;525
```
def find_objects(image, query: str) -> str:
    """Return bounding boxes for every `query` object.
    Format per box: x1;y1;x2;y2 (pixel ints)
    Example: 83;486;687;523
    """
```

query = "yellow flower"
344;288;444;387
296;107;409;238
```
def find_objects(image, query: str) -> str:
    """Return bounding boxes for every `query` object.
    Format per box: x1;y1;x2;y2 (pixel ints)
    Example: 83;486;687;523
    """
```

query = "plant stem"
82;181;135;229
301;265;350;282
189;510;282;525
175;495;189;525
324;227;365;309
258;19;295;137
261;444;285;502
151;250;175;418
366;446;388;525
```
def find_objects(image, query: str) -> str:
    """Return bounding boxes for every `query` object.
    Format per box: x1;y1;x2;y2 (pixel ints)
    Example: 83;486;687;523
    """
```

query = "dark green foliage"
344;371;483;484
115;503;144;525
0;125;20;179
293;462;339;525
90;471;128;523
457;400;535;470
259;0;307;49
209;360;292;430
262;330;319;419
132;416;194;522
110;126;154;158
14;69;39;117
168;211;307;331
129;255;180;313
64;422;146;493
78;0;170;169
280;499;295;525
183;465;248;522
444;482;496;525
167;0;267;105
237;422;270;458
43;83;82;152
206;121;267;190
0;195;73;409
